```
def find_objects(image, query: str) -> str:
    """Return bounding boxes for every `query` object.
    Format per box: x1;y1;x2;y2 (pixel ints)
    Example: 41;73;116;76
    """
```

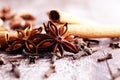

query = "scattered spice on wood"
74;38;92;55
97;53;112;62
37;21;79;58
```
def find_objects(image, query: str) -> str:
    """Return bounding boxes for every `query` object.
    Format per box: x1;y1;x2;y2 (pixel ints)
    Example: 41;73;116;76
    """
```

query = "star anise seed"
37;21;79;57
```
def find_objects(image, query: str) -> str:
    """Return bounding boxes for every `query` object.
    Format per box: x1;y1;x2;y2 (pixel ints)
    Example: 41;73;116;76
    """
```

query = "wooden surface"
0;0;120;80
1;38;120;80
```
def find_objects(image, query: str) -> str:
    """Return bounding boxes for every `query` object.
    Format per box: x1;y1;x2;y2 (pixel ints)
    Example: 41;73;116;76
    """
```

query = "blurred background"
1;0;120;25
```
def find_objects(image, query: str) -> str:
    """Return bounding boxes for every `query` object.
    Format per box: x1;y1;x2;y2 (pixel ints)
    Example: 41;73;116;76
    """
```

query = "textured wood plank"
0;0;120;80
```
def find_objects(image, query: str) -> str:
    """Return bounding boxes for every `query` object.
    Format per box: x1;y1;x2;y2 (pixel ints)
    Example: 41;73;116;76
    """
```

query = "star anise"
6;26;43;53
37;21;79;57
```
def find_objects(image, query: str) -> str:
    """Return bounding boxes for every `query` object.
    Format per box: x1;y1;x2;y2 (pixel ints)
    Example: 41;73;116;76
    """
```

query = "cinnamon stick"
48;10;98;25
67;24;120;38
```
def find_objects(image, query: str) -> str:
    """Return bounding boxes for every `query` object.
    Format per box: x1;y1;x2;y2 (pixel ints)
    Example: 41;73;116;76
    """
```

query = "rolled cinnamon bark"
67;24;120;38
0;31;18;50
48;10;97;25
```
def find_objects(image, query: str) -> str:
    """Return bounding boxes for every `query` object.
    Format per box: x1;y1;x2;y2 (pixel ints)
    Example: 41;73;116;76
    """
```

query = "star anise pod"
6;26;43;53
37;21;79;57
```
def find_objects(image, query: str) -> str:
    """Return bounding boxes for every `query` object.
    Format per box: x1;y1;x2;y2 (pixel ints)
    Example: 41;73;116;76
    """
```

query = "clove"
29;55;39;64
83;38;99;47
9;59;20;78
109;42;120;49
97;53;112;62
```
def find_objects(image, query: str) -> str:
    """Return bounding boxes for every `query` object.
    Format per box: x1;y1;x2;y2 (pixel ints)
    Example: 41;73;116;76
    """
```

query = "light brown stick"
48;10;97;25
67;24;120;38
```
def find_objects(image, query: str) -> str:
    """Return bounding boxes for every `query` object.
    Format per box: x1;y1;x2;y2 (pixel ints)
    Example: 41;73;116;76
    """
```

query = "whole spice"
79;43;92;55
109;42;120;49
104;53;114;80
9;59;20;78
10;13;35;30
37;21;79;57
44;64;56;78
29;55;39;64
97;53;112;62
74;39;93;55
83;38;99;47
6;26;42;53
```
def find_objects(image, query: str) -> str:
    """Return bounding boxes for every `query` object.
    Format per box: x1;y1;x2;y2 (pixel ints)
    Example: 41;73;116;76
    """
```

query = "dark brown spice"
20;13;35;20
101;52;114;80
6;26;42;54
83;38;99;47
97;53;112;62
9;59;20;78
37;21;79;58
109;42;120;49
29;55;39;64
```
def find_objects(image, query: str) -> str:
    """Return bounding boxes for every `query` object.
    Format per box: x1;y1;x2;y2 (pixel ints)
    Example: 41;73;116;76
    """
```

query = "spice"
20;13;35;20
97;53;112;62
37;21;79;57
29;55;39;64
74;39;93;55
109;42;120;49
83;38;99;47
6;26;42;53
9;59;20;78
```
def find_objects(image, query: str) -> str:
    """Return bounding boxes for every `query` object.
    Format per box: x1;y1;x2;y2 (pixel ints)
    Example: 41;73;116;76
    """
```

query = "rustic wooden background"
0;0;120;80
